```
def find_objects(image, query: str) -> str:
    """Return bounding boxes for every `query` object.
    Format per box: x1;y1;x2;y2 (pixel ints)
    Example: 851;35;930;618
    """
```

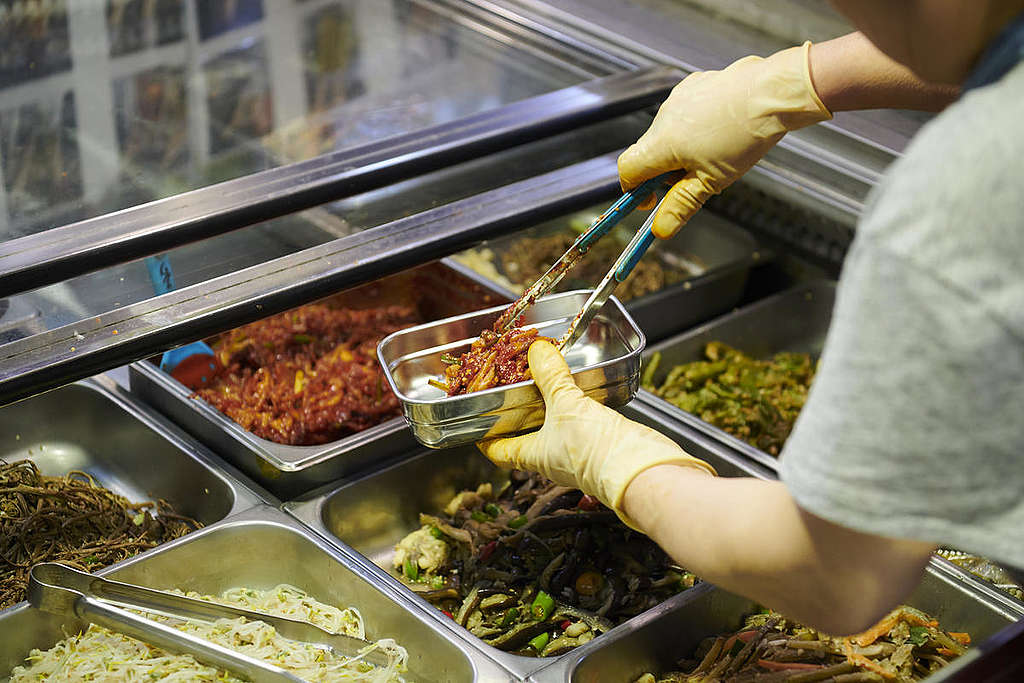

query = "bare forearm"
810;32;959;112
623;465;934;635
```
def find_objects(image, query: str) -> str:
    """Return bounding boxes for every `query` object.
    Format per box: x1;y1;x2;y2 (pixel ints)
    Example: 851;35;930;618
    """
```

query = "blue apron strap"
963;11;1024;92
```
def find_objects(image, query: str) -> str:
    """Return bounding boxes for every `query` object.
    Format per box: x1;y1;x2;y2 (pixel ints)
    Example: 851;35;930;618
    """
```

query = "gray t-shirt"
779;62;1024;571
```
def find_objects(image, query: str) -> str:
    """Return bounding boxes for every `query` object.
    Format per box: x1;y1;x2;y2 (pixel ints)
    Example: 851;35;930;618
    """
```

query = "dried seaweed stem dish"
0;459;202;609
392;471;697;657
642;342;815;456
195;304;421;445
635;605;970;682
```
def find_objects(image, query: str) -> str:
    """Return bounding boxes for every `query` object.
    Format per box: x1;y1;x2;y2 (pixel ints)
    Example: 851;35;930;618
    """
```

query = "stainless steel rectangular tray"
129;261;513;500
378;290;644;449
284;401;775;681
0;377;267;608
638;280;836;473
445;205;762;343
530;559;1024;682
0;506;510;682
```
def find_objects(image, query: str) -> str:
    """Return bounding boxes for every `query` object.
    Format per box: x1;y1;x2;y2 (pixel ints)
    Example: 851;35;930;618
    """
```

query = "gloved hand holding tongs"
492;172;675;352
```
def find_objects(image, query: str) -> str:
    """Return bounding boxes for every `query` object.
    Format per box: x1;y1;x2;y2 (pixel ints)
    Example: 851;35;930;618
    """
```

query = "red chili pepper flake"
479;540;498;563
559;620;572;631
442;610;454;619
578;495;599;511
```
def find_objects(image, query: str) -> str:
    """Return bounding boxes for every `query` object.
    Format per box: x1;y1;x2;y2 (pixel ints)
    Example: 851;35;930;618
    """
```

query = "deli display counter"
0;1;1021;681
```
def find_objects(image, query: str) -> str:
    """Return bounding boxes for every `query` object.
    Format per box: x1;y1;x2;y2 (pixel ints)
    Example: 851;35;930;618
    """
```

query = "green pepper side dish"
643;342;816;456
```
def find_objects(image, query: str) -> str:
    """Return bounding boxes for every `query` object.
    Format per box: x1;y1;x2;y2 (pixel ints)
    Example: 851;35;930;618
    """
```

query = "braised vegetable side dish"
196;304;420;445
643;342;815;456
11;584;410;682
433;325;554;396
635;606;970;683
453;227;703;302
393;472;697;657
0;459;202;609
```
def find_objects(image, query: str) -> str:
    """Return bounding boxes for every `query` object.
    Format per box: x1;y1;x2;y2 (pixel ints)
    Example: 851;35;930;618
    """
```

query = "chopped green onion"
531;590;555;620
528;632;550;652
429;525;445;540
292;333;313;344
484;503;501;518
909;626;930;646
430;575;446;590
508;514;528;529
470;510;489;523
403;557;419;581
499;607;520;628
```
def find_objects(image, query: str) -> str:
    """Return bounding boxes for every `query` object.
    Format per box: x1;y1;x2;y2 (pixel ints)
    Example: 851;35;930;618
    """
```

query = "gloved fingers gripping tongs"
493;173;673;351
27;562;391;683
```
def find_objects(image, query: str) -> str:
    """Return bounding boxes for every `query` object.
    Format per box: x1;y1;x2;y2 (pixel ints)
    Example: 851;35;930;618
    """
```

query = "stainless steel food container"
129;262;513;500
0;506;511;682
284;401;774;681
445;206;762;344
529;559;1024;682
0;376;265;548
638;280;836;473
378;290;645;449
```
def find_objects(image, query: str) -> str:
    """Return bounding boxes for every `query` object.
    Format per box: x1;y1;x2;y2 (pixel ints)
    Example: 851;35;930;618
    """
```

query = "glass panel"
1;114;649;336
0;0;587;239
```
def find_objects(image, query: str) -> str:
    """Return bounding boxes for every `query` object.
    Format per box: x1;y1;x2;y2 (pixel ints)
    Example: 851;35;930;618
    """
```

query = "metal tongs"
28;563;391;683
494;173;672;351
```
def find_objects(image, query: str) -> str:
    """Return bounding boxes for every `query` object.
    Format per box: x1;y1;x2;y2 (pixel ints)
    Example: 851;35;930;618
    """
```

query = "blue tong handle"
145;254;176;294
615;220;658;283
576;173;669;253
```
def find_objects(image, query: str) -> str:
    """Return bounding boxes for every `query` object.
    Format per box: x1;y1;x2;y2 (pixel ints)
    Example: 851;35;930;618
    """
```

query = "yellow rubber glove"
619;41;831;239
479;341;716;530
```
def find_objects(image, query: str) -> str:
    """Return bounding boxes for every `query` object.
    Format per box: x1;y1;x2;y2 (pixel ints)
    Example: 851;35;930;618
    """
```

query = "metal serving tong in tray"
494;173;672;351
28;563;390;683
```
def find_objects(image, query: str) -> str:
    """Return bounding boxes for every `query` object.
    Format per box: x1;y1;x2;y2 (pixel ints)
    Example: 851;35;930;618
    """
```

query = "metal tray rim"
378;289;645;408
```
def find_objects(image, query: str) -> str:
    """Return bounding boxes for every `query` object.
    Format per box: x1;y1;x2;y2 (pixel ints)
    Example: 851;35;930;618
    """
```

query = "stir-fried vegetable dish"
635;606;969;683
434;325;553;396
643;342;815;456
11;584;409;682
195;304;420;444
393;471;697;657
453;224;703;302
0;459;201;609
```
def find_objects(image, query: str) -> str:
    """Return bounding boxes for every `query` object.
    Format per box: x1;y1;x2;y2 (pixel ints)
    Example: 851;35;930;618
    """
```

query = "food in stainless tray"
634;605;970;683
194;304;420;445
10;584;409;681
454;222;704;302
393;471;697;657
642;342;816;456
431;324;553;396
0;460;202;609
937;549;1024;600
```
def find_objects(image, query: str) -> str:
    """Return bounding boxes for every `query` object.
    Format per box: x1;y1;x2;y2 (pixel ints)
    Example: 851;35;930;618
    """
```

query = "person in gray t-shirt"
480;2;1024;635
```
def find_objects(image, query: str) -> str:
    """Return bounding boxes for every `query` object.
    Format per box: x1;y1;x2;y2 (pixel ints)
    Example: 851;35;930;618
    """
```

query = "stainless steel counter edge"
80;373;274;512
282;399;776;681
0;505;515;683
525;558;1024;682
